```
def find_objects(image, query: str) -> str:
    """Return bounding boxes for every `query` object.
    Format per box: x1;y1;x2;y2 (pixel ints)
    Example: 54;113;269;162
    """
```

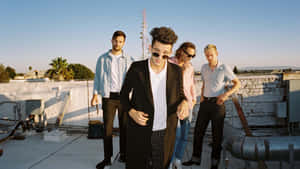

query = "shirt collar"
207;60;223;72
168;57;179;64
108;49;124;59
216;60;222;68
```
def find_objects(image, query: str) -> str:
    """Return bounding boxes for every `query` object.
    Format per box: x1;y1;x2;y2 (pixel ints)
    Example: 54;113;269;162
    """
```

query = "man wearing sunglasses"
168;42;197;169
120;26;189;169
92;30;133;169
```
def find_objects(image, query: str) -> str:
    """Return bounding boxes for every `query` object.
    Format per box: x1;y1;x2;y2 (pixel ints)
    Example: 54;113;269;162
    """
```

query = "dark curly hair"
150;27;178;46
175;42;196;59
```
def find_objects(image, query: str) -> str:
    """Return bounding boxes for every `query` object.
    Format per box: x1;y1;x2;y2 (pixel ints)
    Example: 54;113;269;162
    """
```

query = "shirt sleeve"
190;68;196;102
223;64;237;82
93;56;101;95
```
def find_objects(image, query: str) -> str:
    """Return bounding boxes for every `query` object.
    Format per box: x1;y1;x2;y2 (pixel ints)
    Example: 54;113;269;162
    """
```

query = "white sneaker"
174;159;182;169
104;165;111;169
168;163;173;169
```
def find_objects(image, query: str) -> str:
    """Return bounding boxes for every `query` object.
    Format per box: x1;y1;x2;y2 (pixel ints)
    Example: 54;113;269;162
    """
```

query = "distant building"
24;70;47;79
13;70;47;80
13;75;25;80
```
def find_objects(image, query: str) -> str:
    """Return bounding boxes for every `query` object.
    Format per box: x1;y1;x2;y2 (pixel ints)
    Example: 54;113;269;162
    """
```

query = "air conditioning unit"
25;99;46;131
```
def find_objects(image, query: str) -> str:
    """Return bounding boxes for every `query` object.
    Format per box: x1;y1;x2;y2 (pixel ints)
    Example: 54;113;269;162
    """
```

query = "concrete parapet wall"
0;81;101;127
193;74;287;128
0;74;287;127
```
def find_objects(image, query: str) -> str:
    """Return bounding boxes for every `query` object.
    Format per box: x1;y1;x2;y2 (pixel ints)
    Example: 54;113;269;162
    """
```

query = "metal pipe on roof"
223;122;300;161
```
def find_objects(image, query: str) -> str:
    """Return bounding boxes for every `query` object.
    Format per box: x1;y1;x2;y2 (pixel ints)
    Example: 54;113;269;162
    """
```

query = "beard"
112;46;122;52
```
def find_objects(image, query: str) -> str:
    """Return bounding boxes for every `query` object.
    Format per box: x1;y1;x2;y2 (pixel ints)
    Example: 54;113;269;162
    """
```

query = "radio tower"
140;9;149;59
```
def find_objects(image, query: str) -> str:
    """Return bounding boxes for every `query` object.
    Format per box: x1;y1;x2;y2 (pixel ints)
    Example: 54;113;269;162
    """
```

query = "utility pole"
140;9;149;60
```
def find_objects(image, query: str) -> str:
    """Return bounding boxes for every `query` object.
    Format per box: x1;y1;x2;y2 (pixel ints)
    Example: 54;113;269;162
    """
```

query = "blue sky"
0;0;299;73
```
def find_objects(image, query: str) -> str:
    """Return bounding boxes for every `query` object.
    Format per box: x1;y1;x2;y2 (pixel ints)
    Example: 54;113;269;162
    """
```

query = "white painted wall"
0;81;104;127
0;74;286;128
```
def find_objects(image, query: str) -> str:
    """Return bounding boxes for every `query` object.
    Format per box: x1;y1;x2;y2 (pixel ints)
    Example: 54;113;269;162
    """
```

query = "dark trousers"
102;94;127;160
192;100;225;162
146;130;165;169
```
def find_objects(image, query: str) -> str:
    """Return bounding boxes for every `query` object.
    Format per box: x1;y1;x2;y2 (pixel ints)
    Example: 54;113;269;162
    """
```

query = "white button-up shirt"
148;59;167;131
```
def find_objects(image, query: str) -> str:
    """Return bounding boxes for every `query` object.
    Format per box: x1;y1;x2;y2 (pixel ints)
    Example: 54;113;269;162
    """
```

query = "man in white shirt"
121;27;189;169
91;31;133;169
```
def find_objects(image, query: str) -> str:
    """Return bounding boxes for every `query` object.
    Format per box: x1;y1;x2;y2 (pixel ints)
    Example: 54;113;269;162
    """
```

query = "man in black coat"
120;26;189;169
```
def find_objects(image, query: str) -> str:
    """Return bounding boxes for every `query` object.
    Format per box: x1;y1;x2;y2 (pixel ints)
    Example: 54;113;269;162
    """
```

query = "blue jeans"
171;119;191;162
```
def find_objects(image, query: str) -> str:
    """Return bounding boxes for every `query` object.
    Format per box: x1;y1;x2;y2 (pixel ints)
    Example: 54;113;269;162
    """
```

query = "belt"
152;129;166;137
203;96;218;102
109;92;120;100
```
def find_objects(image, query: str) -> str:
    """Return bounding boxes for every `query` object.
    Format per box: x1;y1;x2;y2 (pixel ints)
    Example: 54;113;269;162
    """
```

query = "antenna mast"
141;9;149;59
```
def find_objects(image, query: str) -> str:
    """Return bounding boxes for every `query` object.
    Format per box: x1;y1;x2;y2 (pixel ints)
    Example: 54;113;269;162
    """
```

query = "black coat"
120;60;186;169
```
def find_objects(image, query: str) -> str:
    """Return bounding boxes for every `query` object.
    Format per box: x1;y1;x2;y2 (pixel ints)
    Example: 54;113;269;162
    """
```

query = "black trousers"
102;94;127;160
146;130;165;169
192;100;225;162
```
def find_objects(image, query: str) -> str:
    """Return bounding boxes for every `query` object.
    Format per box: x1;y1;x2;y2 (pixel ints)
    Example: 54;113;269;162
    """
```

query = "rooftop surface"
1;129;300;169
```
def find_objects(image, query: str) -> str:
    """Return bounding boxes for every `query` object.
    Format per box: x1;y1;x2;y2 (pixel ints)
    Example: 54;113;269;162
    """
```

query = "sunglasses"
152;52;169;59
183;49;195;58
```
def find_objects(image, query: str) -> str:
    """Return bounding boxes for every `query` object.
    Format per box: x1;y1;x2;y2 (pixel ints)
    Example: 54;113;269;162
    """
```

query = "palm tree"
46;57;73;80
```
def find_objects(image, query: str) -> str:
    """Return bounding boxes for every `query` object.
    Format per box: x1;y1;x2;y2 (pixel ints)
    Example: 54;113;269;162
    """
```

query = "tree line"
0;56;94;83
